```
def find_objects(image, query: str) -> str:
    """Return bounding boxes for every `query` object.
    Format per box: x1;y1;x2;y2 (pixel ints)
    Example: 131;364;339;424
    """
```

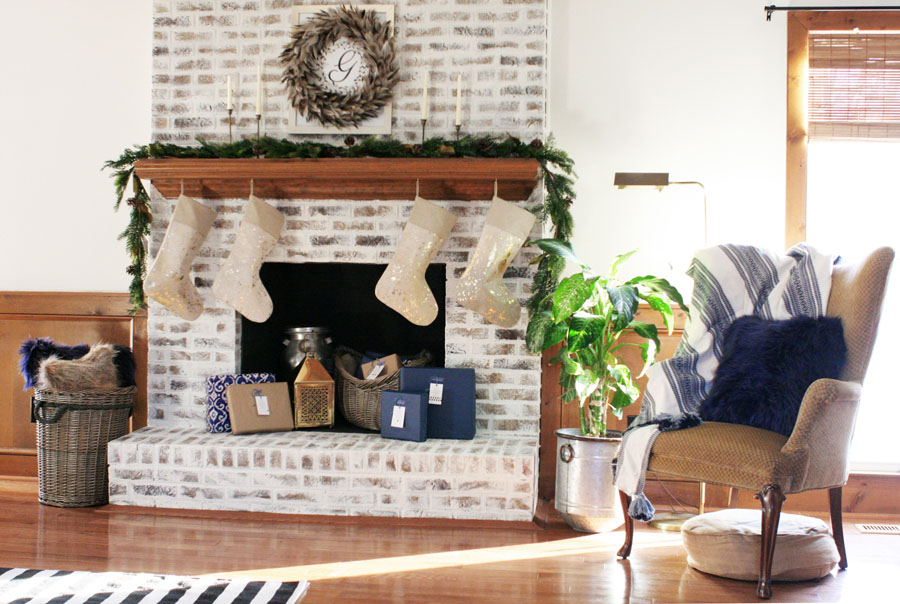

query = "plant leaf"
609;248;638;278
525;312;552;352
566;316;606;352
531;238;584;266
575;368;601;402
628;276;689;312
628;320;660;352
609;389;632;418
608;363;641;402
640;292;674;334
552;273;595;322
607;285;639;329
636;340;657;378
561;352;582;376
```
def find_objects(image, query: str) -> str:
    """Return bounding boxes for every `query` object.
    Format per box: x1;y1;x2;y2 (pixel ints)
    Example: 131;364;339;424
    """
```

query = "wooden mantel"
133;158;541;201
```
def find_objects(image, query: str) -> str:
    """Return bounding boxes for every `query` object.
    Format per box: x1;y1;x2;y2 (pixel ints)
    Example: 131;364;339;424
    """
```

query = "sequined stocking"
455;196;536;328
144;194;217;321
375;197;457;326
212;196;285;323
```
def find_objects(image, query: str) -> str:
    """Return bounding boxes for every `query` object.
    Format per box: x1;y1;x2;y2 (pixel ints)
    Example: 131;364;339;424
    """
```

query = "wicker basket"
32;387;135;508
334;347;431;431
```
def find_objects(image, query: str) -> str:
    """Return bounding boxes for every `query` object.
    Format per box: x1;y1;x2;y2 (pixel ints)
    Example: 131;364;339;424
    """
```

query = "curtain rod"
765;5;900;21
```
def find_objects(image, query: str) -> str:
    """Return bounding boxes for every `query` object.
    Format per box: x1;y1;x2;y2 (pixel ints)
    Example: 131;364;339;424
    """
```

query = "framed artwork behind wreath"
285;4;395;135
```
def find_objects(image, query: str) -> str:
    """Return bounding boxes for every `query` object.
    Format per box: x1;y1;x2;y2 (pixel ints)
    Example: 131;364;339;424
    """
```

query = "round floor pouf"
681;509;839;582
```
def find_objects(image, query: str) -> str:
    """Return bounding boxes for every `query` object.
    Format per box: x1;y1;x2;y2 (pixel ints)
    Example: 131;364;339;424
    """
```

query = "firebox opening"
240;262;446;432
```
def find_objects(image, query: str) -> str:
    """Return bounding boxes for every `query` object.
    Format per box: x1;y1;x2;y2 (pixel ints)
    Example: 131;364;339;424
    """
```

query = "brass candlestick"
228;108;234;143
420;118;427;144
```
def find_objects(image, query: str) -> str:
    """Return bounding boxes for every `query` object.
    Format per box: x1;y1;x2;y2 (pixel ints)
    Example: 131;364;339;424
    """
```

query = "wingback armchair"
617;247;895;600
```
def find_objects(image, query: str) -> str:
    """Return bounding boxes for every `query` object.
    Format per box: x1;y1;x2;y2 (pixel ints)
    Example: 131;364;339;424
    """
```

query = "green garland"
105;134;576;317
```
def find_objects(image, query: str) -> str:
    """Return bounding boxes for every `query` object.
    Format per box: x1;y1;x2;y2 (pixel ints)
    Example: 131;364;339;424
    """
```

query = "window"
786;12;900;471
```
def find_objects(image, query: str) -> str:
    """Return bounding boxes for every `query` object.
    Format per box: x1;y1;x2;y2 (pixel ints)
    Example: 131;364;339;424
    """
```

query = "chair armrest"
780;378;862;492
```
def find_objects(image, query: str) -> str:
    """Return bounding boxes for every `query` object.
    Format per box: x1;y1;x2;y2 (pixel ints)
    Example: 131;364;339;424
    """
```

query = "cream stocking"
144;194;217;321
212;195;285;323
455;196;536;328
375;197;457;326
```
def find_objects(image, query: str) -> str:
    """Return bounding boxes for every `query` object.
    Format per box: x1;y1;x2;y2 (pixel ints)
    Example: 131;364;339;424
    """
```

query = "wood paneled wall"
0;292;147;477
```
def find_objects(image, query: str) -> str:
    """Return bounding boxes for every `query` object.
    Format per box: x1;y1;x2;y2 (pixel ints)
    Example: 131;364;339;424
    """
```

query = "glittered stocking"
144;194;217;321
375;197;457;326
455;196;536;328
212;195;285;323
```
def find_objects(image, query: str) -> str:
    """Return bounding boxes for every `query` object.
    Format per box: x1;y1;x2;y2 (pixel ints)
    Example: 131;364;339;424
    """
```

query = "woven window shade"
809;33;900;140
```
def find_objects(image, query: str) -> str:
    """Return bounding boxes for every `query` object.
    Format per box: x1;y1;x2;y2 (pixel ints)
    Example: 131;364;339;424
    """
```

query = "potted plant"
526;240;688;532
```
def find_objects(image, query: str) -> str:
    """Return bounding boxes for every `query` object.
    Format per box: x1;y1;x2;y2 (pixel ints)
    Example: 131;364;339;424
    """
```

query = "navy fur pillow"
18;338;137;390
698;315;847;437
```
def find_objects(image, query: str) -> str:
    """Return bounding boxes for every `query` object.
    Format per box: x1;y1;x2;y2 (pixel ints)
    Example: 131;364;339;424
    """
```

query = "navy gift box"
206;373;276;433
380;390;428;442
399;367;476;439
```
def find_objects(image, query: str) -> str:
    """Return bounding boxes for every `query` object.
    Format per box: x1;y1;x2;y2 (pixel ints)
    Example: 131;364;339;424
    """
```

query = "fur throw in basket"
19;338;136;392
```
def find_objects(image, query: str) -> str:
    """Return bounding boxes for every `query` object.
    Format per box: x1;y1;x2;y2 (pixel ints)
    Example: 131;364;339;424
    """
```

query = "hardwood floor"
1;478;898;603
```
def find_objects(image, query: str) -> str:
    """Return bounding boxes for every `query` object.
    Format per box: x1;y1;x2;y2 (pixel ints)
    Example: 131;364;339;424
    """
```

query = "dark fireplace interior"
240;262;446;432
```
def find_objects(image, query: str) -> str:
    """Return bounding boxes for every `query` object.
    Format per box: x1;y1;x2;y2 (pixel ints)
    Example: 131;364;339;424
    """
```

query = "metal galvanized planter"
555;427;624;533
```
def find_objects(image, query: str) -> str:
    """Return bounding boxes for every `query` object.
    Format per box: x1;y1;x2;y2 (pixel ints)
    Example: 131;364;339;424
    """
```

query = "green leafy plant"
526;241;688;438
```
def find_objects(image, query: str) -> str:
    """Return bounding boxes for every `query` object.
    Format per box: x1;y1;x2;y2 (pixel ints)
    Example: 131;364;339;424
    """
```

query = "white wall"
550;0;789;294
0;1;151;292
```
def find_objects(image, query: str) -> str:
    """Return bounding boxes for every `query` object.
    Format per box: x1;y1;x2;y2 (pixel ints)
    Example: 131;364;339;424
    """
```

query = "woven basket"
334;347;431;431
32;387;135;508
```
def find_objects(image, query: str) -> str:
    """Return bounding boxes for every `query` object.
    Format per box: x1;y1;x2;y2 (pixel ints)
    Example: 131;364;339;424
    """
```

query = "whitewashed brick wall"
147;0;549;438
147;191;544;435
151;0;547;143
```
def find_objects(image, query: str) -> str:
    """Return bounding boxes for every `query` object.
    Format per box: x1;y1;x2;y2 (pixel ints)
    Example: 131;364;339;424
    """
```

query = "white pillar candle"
227;75;234;111
420;69;429;121
256;62;263;116
455;73;462;126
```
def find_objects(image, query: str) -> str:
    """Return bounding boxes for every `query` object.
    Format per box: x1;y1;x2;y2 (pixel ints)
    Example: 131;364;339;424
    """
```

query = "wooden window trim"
785;11;900;248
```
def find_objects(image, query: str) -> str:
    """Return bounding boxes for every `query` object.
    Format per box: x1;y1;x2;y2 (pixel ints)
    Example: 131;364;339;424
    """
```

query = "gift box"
361;354;400;380
206;372;275;433
380;390;428;442
399;367;476;439
226;382;294;435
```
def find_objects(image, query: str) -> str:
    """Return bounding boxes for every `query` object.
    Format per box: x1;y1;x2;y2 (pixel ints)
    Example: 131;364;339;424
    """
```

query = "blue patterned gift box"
206;373;276;433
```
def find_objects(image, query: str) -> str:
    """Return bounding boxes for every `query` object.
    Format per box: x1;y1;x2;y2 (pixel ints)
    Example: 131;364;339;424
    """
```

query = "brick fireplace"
108;0;549;521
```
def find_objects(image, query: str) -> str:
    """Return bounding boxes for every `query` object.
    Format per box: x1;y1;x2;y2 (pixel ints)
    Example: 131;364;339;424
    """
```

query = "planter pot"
555;427;624;533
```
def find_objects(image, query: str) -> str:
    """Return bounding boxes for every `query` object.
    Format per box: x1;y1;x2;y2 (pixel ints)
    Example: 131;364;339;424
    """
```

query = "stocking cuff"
485;197;536;240
409;197;457;240
173;195;217;232
245;195;286;239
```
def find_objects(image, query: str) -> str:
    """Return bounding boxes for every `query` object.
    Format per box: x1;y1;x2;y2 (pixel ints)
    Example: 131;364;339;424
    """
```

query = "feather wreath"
19;338;136;392
280;5;399;128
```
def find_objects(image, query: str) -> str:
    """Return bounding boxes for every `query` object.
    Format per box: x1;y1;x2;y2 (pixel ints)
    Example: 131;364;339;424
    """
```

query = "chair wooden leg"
617;490;634;559
755;484;785;600
829;486;848;570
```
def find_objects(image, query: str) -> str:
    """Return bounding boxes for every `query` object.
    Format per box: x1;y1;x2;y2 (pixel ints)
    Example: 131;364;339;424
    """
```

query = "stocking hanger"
250;179;255;197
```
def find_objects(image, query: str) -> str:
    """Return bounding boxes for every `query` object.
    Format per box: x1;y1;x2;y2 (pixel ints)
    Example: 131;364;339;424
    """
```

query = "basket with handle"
333;347;431;431
32;387;135;507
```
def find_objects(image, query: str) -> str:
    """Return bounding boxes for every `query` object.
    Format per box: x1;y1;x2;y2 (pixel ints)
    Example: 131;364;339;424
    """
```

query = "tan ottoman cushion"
682;509;839;581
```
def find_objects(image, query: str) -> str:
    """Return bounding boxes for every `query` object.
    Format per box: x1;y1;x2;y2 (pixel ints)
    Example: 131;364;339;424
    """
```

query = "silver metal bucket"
555;427;624;533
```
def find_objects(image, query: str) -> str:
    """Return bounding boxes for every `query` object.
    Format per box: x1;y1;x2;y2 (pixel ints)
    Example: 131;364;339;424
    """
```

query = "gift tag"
366;360;386;380
428;381;444;405
390;403;406;428
253;390;270;416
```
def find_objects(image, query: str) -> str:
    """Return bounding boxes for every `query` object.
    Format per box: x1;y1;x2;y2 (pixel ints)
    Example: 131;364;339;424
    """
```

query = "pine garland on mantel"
104;134;576;318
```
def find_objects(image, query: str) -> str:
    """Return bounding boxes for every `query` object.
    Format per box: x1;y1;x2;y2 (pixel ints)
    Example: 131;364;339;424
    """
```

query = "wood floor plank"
1;481;898;603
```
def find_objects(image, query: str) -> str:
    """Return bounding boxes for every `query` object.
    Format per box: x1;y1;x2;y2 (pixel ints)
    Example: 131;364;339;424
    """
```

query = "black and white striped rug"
0;568;308;604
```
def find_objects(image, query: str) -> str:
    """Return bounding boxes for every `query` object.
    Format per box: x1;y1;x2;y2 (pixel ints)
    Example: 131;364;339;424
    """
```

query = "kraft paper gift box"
361;353;401;380
399;367;476;439
380;390;428;442
225;382;294;435
206;372;275;433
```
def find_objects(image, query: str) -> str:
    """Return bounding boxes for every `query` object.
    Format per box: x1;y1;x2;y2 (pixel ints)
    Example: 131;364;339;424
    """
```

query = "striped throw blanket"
613;244;833;521
0;567;308;604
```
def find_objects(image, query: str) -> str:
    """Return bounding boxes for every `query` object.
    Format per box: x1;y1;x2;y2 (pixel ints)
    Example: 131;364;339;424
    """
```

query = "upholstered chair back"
825;247;894;385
